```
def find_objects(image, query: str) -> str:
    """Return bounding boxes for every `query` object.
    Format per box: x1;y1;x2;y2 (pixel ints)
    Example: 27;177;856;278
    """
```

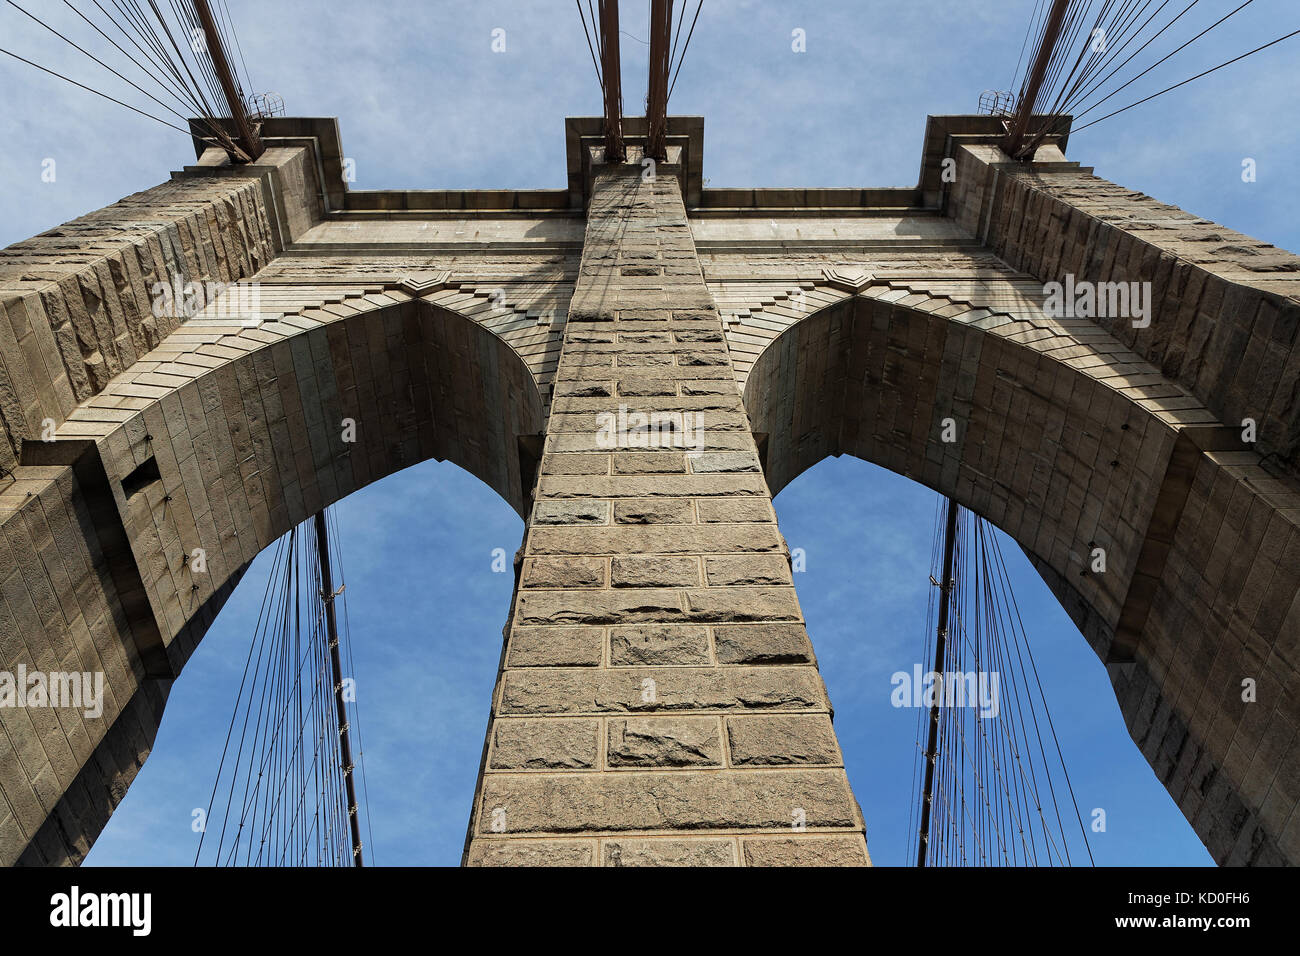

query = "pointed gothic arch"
1;296;544;864
742;290;1300;865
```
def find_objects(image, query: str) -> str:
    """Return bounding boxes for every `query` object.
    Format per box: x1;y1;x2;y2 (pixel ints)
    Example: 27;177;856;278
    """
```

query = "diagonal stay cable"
1073;25;1300;133
1072;0;1254;121
0;45;191;132
62;0;230;141
4;0;219;130
666;0;702;102
576;0;604;91
62;0;196;112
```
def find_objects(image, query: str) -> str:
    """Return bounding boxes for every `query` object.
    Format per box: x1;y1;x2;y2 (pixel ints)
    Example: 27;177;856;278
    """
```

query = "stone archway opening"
5;112;1298;868
741;291;1298;865
83;455;524;866
768;452;1215;865
3;296;545;865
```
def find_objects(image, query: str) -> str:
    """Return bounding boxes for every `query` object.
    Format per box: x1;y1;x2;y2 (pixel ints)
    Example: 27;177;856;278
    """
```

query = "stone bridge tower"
0;115;1297;866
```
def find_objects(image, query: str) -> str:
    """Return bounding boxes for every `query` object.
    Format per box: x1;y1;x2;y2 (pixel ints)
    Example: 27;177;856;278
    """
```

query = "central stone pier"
463;155;870;866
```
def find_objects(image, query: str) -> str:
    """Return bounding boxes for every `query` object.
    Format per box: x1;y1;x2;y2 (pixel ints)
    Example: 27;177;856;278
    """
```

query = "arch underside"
741;290;1300;865
0;294;545;864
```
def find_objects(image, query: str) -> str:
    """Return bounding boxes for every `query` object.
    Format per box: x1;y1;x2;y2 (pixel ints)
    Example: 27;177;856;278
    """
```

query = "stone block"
498;665;829;715
714;623;816;664
507;626;604;667
602;839;736;866
466;839;595;866
606;717;722;767
705;554;791;586
609;625;710;665
741;836;869;866
476;769;858;833
613;498;694;524
726;714;841;765
521;557;607;588
491;718;600;770
612;556;701;588
532;500;610;525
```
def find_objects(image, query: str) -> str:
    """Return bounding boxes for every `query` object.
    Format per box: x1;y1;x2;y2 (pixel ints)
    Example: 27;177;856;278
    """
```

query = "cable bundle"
1;0;258;155
194;510;374;867
910;500;1094;866
1004;0;1299;158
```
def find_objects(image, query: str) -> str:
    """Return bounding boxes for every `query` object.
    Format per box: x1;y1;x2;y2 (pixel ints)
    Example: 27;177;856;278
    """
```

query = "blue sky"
3;0;1298;866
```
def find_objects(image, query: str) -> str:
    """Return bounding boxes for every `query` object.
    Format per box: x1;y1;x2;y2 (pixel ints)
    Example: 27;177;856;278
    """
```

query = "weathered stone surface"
532;500;610;525
714;623;816;664
491;718;600;769
554;382;612;398
674;330;725;344
613;498;694;523
727;715;841;765
550;430;754;454
466;839;595;866
617;352;673;366
680;381;732;395
544;453;611;476
514;586;801;625
539;474;768;497
607;717;722;767
678;351;729;366
477;769;859;833
613;452;686;474
696;498;774;522
603;838;737;866
515;588;685;625
689;452;760;473
705;554;791;586
528;525;782;555
618;380;677;396
499;666;829;714
521;557;606;589
611;556;701;588
681;587;802;622
741;836;869;866
609;625;710;665
507;626;604;667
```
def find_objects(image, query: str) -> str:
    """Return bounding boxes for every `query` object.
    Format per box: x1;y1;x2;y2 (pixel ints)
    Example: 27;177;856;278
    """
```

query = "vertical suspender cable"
313;511;364;866
917;497;958;866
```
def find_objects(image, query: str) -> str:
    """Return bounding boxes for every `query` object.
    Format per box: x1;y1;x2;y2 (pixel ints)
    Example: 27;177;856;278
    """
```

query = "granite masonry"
0;116;1297;866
